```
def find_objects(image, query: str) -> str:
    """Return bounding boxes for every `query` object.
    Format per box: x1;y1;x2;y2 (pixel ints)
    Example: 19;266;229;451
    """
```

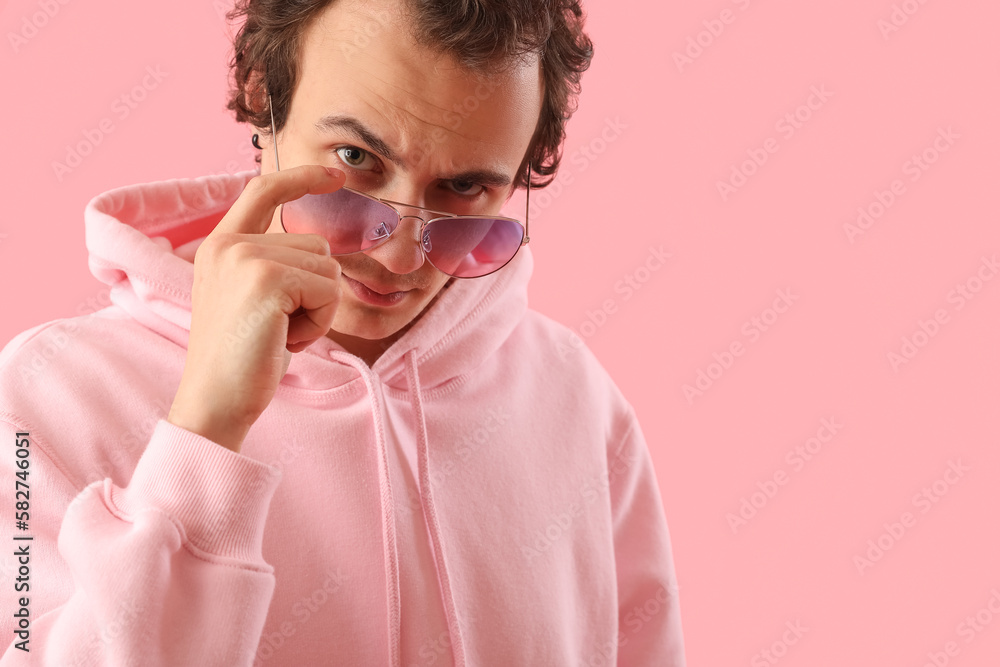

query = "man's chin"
327;311;411;345
326;281;451;352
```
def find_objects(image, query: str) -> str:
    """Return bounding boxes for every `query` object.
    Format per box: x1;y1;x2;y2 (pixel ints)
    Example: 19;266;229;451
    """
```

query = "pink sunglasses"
268;94;531;279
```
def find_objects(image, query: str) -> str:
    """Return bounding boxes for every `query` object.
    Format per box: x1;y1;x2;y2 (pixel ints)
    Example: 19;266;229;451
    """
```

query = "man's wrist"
167;398;249;453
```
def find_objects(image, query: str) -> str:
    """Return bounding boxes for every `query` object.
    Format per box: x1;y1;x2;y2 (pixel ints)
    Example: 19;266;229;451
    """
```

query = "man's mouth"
345;274;412;295
344;275;410;306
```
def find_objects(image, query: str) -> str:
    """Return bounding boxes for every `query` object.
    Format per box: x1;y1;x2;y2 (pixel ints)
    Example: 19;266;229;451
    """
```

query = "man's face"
258;0;543;352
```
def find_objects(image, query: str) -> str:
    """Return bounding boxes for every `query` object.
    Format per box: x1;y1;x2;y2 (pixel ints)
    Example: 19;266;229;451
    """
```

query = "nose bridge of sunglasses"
390;213;426;243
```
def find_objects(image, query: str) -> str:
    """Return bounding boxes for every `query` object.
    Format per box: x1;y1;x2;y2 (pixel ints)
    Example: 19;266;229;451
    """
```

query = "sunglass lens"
422;217;524;278
280;189;398;253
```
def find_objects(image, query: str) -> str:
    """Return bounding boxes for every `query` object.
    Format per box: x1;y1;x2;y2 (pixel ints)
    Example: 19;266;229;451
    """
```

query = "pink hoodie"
0;170;686;666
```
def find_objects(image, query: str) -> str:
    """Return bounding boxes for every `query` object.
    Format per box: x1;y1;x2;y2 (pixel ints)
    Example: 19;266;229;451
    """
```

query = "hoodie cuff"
111;418;282;564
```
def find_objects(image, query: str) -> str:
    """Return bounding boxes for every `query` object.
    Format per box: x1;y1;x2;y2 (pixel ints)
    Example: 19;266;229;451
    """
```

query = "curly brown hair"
223;0;594;190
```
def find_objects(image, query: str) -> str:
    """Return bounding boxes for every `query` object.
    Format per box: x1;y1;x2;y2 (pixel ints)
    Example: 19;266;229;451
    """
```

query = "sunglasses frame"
267;94;531;279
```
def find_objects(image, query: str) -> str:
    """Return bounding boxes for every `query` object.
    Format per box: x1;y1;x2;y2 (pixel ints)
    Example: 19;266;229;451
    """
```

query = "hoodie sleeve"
609;409;687;666
0;418;282;666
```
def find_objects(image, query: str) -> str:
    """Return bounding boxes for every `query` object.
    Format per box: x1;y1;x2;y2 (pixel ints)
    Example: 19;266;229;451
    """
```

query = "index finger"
214;164;347;237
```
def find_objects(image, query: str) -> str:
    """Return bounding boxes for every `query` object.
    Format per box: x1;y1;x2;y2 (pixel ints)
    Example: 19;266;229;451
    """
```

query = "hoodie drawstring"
405;348;467;667
329;351;401;666
328;348;466;667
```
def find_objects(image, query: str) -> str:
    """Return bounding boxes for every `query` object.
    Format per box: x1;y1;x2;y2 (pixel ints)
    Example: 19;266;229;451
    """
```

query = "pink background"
2;0;999;664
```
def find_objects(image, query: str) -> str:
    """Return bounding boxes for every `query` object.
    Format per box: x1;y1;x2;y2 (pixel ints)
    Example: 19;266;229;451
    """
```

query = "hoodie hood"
83;169;534;394
83;168;534;665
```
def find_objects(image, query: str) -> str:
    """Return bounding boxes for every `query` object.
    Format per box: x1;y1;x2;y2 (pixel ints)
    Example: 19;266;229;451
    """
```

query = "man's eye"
335;146;376;170
446;180;485;196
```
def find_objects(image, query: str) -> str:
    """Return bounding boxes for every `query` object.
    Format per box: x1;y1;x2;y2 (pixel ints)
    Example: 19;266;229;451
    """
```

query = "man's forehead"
291;1;540;173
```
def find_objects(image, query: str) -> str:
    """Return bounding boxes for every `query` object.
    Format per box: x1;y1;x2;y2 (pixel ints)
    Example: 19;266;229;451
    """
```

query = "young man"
0;0;686;664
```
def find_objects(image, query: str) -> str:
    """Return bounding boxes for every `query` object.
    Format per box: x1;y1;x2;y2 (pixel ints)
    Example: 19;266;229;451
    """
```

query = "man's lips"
344;274;414;295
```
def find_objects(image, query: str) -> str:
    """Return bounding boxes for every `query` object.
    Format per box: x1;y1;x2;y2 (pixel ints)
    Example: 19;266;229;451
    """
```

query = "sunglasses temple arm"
269;93;281;172
524;163;531;244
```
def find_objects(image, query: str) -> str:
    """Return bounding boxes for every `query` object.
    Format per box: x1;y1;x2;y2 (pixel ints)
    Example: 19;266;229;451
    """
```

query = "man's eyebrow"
316;114;402;164
314;113;514;188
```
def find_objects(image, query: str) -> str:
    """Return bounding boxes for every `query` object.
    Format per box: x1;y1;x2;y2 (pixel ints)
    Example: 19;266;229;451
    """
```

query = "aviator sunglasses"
267;94;531;279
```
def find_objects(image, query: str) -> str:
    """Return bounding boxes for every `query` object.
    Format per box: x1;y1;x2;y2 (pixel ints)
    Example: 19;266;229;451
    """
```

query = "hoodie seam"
273;377;362;402
383;371;471;402
100;482;274;574
89;256;192;301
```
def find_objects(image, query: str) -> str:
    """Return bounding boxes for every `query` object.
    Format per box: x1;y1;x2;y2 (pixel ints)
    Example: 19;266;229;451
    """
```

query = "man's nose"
364;213;426;275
